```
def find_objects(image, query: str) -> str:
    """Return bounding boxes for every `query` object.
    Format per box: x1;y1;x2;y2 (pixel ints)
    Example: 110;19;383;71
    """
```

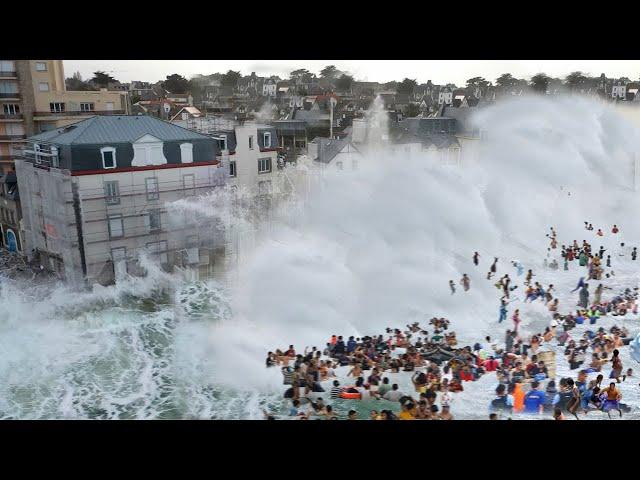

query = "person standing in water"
525;269;534;286
461;274;470;292
499;299;508;324
612;225;619;234
609;349;623;383
632;247;637;261
473;252;480;266
512;309;521;333
606;255;611;267
449;280;456;294
578;283;590;309
487;257;498;280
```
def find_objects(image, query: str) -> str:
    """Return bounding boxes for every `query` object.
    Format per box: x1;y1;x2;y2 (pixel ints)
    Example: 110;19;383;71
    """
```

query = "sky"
63;60;640;86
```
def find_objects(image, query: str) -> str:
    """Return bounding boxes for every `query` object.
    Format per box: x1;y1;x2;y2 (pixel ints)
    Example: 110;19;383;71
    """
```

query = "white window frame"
180;142;194;164
80;102;95;112
258;157;271;173
35;62;47;71
147;240;168;264
336;160;344;170
146;209;162;232
183;174;196;197
101;146;117;169
3;104;20;115
263;132;271;148
104;180;120;205
38;82;49;92
249;135;254;150
145;177;159;200
49;102;65;113
218;134;228;151
229;161;236;177
108;214;124;239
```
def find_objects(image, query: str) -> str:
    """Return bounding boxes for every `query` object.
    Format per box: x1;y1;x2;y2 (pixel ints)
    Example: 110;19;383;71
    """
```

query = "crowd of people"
265;222;638;420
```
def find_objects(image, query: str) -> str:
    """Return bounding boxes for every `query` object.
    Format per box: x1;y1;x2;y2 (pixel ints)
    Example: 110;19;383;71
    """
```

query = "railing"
0;71;17;78
0;134;26;140
33;109;126;117
0;114;23;120
0;93;20;99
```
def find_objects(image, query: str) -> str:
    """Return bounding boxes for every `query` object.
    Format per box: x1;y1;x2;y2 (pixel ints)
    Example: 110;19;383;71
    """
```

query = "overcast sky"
63;60;640;86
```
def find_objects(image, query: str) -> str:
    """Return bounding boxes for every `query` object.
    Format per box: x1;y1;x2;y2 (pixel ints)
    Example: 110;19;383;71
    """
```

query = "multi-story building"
0;60;130;177
612;82;627;101
0;170;21;252
16;115;225;286
213;122;283;202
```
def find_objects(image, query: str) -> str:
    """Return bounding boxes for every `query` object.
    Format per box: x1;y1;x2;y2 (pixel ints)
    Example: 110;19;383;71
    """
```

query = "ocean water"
1;95;640;419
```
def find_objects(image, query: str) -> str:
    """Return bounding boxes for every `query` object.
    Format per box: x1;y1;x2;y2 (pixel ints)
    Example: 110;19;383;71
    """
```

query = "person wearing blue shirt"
346;336;357;353
523;381;546;414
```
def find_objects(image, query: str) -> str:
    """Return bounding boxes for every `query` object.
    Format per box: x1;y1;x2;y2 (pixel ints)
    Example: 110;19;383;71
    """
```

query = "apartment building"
0;60;130;176
213;122;286;204
16;115;225;286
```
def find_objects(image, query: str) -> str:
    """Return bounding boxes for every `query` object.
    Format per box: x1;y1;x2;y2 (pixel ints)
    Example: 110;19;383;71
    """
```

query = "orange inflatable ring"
339;387;362;400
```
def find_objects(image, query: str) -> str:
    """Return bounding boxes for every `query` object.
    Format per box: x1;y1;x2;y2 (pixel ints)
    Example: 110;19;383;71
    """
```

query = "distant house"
263;78;277;97
612;82;626;100
438;87;453;105
170;106;203;122
308;136;362;171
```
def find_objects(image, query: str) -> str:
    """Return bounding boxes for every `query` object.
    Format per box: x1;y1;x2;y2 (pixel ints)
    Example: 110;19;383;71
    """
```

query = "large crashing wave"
212;95;640;392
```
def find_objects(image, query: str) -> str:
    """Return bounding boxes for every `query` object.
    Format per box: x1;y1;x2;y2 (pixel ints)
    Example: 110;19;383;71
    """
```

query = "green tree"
91;71;117;88
565;71;588;90
162;73;190;93
335;74;354;92
290;69;310;83
384;81;398;90
466;76;490;88
397;78;418;95
220;70;242;89
404;103;420;117
66;71;96;91
320;65;340;79
495;73;517;88
530;73;550;93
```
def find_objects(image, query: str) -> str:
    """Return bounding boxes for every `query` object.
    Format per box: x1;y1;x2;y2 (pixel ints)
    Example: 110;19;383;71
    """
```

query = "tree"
384;81;398;90
335;74;354;93
66;71;96;91
91;71;116;88
220;70;241;89
397;78;418;95
320;65;340;79
290;69;310;83
404;103;420;117
496;73;517;89
565;71;588;90
530;73;550;94
162;73;190;94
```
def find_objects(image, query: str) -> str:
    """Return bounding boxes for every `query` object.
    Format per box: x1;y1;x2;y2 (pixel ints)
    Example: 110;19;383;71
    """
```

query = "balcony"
33;109;126;119
0;114;23;121
0;71;18;79
0;135;26;141
0;93;20;99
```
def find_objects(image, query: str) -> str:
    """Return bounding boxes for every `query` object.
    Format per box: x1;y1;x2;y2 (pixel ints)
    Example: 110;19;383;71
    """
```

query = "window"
258;180;272;195
183;174;196;196
180;142;193;163
105;102;115;111
258;157;271;173
216;135;228;151
249;135;254;150
0;61;15;72
229;161;236;177
38;82;49;92
49;102;65;113
80;102;94;112
3;104;20;115
35;62;47;71
0;81;18;94
5;123;24;135
336;161;343;170
108;215;124;239
104;181;120;205
147;241;168;264
352;159;358;170
146;209;162;232
145;177;159;200
263;132;271;148
101;147;117;169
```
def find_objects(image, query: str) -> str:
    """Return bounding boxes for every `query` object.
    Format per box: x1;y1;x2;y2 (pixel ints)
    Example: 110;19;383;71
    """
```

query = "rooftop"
28;115;213;145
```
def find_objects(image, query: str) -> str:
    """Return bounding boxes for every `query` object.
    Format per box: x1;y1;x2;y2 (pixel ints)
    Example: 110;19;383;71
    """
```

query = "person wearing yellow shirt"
398;402;416;420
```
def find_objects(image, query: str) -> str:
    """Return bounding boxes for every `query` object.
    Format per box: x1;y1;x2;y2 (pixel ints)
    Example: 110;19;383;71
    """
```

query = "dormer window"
180;143;193;163
263;132;271;148
101;146;117;169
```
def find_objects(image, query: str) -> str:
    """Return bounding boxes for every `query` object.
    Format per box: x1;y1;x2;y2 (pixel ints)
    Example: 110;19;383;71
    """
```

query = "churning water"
2;95;640;419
